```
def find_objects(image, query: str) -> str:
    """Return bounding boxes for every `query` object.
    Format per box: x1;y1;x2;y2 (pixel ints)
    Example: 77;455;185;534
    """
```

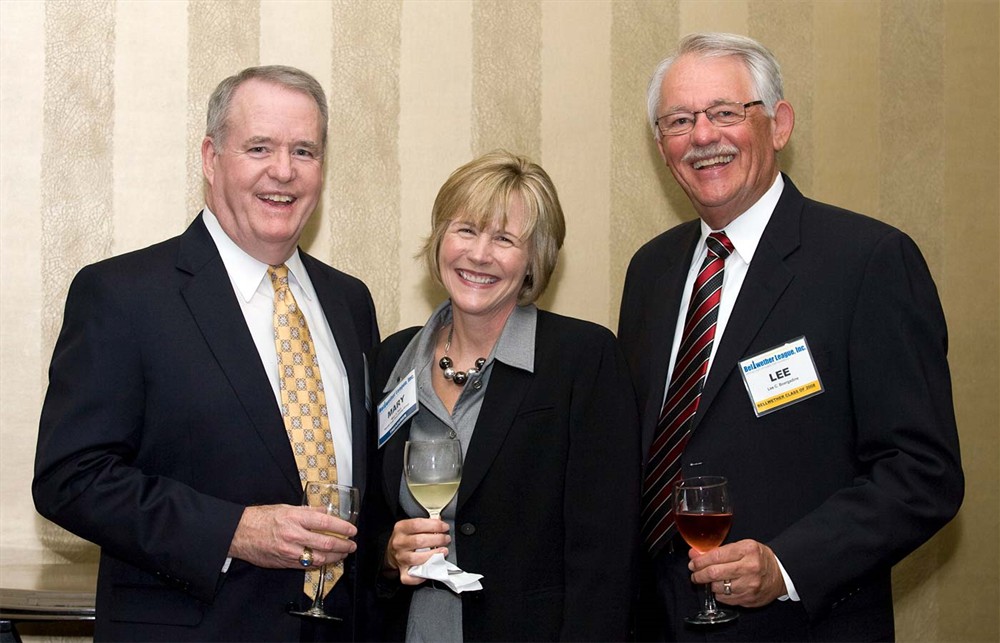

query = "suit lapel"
640;224;701;458
301;253;370;501
378;323;534;513
457;362;533;511
177;216;302;496
693;177;803;429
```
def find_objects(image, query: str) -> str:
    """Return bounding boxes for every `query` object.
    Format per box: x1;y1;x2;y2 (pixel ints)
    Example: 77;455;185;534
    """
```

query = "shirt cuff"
774;554;800;602
222;556;232;573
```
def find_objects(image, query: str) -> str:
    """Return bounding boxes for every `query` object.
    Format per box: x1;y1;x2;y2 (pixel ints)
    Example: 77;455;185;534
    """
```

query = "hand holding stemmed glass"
385;439;463;584
674;476;738;625
289;482;359;620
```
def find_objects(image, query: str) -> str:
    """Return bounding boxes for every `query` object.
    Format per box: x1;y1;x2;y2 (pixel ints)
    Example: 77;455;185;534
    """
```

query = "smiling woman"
367;150;641;642
436;203;531;332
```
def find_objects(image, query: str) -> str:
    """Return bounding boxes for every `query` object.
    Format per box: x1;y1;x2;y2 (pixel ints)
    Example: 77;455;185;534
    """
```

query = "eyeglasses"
655;100;765;137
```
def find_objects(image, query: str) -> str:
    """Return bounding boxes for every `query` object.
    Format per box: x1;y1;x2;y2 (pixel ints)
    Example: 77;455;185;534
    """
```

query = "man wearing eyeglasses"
618;33;963;641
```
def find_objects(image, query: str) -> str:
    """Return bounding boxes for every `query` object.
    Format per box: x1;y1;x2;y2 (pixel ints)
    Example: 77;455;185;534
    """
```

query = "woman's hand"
383;517;452;585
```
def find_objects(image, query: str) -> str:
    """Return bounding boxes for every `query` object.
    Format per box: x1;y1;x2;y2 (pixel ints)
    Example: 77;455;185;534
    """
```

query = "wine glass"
404;439;462;520
289;481;359;621
674;476;738;625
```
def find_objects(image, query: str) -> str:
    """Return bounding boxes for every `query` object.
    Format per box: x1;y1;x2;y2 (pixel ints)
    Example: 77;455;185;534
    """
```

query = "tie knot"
268;264;290;292
706;232;734;259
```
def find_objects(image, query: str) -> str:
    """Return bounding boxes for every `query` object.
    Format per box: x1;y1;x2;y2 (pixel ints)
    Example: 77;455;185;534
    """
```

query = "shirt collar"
493;303;536;372
201;206;312;302
699;173;784;264
384;300;537;393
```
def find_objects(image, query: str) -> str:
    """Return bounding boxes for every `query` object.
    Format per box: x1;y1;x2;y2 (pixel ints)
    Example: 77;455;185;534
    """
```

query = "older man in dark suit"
33;66;379;641
618;33;963;641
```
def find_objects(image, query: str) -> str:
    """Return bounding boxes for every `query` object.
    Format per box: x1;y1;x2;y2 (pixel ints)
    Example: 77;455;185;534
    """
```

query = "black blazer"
370;309;641;641
618;176;963;641
33;215;379;641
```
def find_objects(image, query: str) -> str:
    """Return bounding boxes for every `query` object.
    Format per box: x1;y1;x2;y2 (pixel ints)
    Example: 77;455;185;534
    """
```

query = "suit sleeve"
770;229;964;616
560;330;642;641
32;265;244;603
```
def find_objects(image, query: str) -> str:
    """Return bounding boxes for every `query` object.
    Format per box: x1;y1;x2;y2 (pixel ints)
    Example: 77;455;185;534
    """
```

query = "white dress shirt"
664;174;800;601
202;208;353;488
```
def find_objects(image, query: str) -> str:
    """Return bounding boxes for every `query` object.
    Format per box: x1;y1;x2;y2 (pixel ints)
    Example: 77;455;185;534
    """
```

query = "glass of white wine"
404;439;462;520
289;481;359;621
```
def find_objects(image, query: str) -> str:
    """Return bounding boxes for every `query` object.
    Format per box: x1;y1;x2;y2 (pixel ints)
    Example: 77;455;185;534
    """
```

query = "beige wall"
1;1;996;640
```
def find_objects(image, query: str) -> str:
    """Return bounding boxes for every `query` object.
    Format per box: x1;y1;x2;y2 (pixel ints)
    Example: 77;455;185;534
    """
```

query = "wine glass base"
288;607;343;621
684;608;739;626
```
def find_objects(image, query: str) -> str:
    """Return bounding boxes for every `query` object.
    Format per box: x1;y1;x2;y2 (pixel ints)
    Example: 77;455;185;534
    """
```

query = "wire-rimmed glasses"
656;100;765;137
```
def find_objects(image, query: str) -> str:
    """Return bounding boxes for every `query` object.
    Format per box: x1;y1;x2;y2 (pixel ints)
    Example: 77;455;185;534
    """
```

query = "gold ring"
299;547;313;567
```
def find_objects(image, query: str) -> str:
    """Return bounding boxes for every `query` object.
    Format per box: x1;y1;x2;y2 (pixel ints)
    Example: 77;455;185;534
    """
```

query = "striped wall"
1;1;996;640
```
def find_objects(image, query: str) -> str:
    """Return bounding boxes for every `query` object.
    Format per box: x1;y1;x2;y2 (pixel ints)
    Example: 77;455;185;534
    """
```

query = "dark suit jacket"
369;309;641;641
617;176;963;641
33;214;379;641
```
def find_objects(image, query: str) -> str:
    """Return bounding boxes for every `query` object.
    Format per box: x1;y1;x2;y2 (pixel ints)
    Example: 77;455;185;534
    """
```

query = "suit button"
459;523;476;535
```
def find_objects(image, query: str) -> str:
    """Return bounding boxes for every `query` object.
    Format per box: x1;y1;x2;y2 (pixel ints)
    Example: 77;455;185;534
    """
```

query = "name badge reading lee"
377;370;418;448
739;337;824;417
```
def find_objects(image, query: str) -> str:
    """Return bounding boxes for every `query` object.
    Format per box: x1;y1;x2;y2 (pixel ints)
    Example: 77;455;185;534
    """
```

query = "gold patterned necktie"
268;264;342;597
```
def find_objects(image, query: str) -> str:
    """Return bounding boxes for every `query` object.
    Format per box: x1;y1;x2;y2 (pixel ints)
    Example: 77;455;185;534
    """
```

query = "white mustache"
682;144;739;164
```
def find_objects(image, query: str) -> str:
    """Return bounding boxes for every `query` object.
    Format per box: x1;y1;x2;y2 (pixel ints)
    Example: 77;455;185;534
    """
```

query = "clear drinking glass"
289;482;359;620
674;476;738;625
404;439;462;520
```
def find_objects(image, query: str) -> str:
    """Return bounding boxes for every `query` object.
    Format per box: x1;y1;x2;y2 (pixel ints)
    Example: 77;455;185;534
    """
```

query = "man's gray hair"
646;32;784;139
205;65;328;149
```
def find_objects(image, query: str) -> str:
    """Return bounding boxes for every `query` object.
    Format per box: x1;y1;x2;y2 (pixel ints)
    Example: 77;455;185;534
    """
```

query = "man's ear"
655;135;668;164
201;136;217;184
772;100;794;152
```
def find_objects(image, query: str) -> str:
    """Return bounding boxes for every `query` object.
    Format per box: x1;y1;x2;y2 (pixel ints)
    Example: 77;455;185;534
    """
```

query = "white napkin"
408;553;483;593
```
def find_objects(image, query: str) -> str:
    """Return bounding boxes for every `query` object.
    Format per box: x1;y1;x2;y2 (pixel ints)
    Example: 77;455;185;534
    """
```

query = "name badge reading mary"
739;337;824;417
377;370;418;448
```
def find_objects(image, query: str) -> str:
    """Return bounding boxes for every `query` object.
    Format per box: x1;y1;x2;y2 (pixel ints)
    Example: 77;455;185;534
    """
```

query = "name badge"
377;370;418;448
739;337;824;417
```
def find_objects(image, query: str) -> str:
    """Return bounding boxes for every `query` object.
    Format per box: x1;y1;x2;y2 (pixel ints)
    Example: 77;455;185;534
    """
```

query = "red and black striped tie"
641;231;734;556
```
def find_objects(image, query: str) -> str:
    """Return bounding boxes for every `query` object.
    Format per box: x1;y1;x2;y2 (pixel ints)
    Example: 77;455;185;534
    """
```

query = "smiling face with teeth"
202;78;324;265
438;197;532;327
656;54;794;230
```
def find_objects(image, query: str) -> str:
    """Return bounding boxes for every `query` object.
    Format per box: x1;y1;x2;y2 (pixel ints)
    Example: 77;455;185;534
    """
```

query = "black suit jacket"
33;215;379;641
617;177;963;641
369;309;641;642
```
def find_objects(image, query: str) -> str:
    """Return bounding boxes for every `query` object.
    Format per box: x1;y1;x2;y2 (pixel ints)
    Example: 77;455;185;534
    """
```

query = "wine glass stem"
311;564;327;611
703;583;719;614
429;511;440;520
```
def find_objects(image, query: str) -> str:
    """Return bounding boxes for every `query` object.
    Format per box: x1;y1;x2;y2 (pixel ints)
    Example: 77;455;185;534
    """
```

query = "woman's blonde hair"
420;150;566;305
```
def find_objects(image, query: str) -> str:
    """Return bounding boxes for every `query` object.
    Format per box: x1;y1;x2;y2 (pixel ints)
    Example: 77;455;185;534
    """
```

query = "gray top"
384;300;536;643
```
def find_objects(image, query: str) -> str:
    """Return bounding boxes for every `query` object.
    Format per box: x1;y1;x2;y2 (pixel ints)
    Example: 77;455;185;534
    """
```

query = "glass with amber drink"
674;476;738;625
